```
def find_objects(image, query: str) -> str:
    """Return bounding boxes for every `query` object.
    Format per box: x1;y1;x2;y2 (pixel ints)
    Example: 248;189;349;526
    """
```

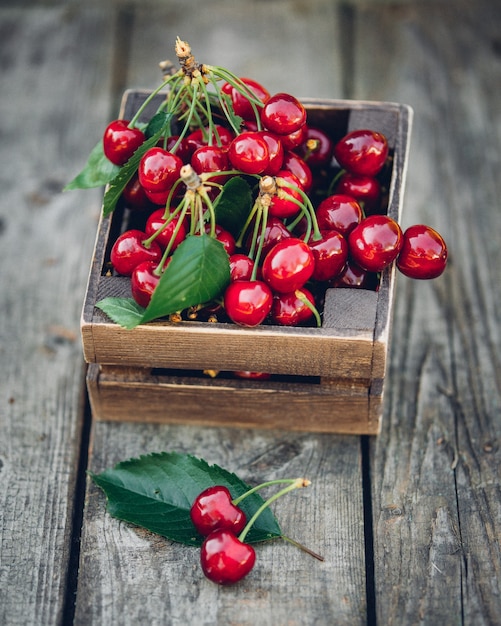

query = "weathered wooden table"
1;1;500;624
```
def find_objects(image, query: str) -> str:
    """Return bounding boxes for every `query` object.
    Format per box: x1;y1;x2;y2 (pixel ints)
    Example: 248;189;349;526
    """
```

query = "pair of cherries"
190;485;255;585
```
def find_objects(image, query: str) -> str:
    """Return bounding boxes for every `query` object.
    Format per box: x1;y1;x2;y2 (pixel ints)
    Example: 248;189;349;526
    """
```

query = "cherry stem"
281;535;325;562
238;478;310;544
294;289;322;327
129;72;181;128
232;478;300;507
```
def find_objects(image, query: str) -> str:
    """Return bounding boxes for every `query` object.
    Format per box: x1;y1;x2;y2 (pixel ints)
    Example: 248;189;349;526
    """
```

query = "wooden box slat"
82;91;413;434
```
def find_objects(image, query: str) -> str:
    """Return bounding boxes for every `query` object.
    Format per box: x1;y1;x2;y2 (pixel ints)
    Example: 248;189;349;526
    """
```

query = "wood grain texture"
0;6;114;625
76;422;367;626
350;1;501;623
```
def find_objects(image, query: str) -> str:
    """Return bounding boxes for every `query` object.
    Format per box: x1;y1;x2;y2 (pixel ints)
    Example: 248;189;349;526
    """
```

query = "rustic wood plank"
0;6;116;625
74;1;370;624
76;422;367;626
350;1;501;623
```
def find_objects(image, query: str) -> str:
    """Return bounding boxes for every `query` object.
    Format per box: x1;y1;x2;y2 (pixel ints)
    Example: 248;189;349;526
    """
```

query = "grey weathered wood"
0;6;115;626
76;423;366;626
350;1;501;623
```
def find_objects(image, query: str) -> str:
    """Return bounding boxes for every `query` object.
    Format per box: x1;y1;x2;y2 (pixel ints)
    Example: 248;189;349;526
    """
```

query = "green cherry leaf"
140;233;230;324
95;297;145;329
90;452;282;545
213;176;253;238
64;140;120;190
95;234;230;328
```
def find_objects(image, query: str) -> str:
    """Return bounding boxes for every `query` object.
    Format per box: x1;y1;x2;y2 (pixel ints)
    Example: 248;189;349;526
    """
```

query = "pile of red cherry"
100;40;447;329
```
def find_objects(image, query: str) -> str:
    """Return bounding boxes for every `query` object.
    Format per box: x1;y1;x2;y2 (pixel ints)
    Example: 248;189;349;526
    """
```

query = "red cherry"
258;131;284;176
334;129;389;176
186;125;233;152
248;215;292;257
145;208;187;252
279;124;308;151
262;237;315;293
261;93;306;135
269;171;303;219
229;254;255;282
271;287;316;326
223;77;270;121
110;229;162;276
200;529;256;585
297;126;334;168
223;280;273;327
233;371;271;380
308;229;348;281
228;131;270;175
396;224;448;279
204;224;236;255
121;174;152;211
103;119;145;166
138;147;183;194
191;145;231;184
335;172;382;214
315;194;363;236
190;486;246;536
348;215;403;272
130;261;161;308
282;151;313;193
165;135;194;162
330;258;378;289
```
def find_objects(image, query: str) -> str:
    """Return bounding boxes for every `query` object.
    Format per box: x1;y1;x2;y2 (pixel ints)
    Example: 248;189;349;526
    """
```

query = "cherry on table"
229;254;255;282
271;287;316;326
261;92;307;135
200;529;256;585
308;229;348;282
190;486;246;536
315;194;363;236
130;260;162;308
396;224;448;279
348;215;403;273
138;146;183;194
228;131;270;175
335;172;382;215
297;126;334;168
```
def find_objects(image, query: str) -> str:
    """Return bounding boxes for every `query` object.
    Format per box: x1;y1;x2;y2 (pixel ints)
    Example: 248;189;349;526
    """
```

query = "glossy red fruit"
297;126;334;168
330;258;378;289
334;129;389;176
279;124;308;151
261;93;306;135
121;174;152;211
308;229;348;281
103;119;145;166
348;215;403;272
191;145;231;184
200;529;256;585
262;237;315;293
190;486;246;536
396;224;448;279
282;151;313;193
223;77;270;121
248;216;292;258
258;131;284;176
138;147;183;194
110;229;162;276
186;125;234;152
228;131;270;175
315;194;363;236
335;172;382;214
224;280;273;327
233;371;271;380
269;171;303;219
130;261;161;308
165;135;194;163
204;224;236;255
229;254;255;282
271;287;315;326
145;208;187;252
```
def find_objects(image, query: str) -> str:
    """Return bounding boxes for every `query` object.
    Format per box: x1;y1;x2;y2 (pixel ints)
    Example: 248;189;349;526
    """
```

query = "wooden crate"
82;91;413;434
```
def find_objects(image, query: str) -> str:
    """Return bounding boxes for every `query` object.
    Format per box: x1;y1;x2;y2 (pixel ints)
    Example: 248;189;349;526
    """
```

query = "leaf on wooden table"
90;452;283;545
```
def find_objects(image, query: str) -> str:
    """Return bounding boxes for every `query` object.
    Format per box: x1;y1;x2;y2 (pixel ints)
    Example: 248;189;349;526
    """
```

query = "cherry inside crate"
82;90;413;435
